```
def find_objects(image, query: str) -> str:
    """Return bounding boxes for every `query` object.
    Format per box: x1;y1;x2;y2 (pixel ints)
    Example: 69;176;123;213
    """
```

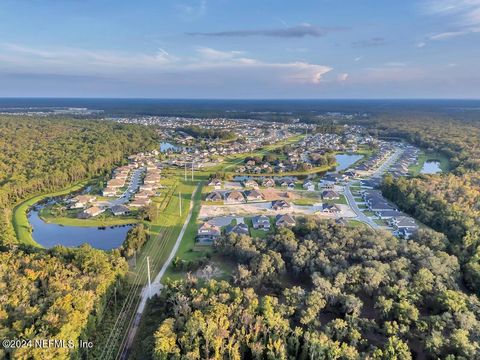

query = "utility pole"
184;163;187;181
147;256;152;299
179;192;182;216
191;162;194;181
114;286;117;314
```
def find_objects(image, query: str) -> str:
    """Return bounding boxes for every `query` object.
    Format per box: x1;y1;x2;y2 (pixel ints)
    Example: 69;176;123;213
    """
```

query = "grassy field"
11;180;91;247
162;181;210;281
323;194;348;205
347;219;368;228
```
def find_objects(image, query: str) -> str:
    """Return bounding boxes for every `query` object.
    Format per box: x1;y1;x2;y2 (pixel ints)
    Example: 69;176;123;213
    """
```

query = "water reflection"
28;209;131;250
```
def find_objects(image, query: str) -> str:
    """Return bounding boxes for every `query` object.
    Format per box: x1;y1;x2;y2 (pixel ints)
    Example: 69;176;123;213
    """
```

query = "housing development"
2;102;480;360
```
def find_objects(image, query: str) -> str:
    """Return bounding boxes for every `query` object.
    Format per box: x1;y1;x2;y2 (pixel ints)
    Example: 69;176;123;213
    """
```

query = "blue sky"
0;0;479;98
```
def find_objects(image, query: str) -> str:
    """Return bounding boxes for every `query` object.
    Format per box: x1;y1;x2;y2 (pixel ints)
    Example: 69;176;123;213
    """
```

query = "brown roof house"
196;223;221;244
275;214;296;227
245;189;264;202
225;191;246;204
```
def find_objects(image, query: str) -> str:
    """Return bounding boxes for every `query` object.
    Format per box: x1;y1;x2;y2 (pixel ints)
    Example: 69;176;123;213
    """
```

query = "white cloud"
0;43;173;73
192;47;332;84
338;73;349;82
0;43;332;86
422;0;480;41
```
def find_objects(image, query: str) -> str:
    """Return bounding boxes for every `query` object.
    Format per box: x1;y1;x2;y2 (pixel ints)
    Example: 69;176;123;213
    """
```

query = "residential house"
262;178;275;188
78;206;104;219
321;203;341;214
224;191;246;204
388;216;419;239
303;180;315;191
275;214;296;227
197;223;221;244
271;200;290;210
70;195;96;209
252;215;271;231
130;198;151;208
110;205;130;216
135;191;155;199
107;178;125;188
322;190;340;200
245;189;264;202
225;223;249;236
139;184;154;192
244;179;259;189
206;191;223;202
102;187;117;197
208;179;222;189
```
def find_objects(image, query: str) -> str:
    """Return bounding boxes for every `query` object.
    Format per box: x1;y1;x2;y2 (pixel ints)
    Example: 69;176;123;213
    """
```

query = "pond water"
420;160;442;174
334;153;364;172
160;142;181;152
28;209;131;250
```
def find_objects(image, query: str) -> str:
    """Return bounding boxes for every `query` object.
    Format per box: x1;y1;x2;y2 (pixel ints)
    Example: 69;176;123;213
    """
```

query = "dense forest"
0;245;127;360
0;116;158;246
0;116;158;359
146;220;479;359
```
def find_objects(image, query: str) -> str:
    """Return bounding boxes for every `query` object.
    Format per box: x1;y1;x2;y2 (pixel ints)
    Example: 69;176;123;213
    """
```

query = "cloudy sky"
0;0;479;98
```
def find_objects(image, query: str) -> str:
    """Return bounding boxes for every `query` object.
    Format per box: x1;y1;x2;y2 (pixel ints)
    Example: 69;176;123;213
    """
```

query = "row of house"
206;188;295;205
388;145;419;178
130;168;161;208
354;142;396;174
196;214;296;244
362;189;418;238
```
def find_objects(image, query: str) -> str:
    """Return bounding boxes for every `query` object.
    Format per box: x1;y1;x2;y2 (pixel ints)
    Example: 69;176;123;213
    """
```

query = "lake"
160;141;181;152
420;160;442;174
334;153;364;172
28;209;131;250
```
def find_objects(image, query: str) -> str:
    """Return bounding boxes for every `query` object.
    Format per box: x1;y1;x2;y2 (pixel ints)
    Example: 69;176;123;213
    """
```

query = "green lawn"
293;198;319;206
374;219;389;226
163;181;211;281
323;194;348;205
347;220;367;228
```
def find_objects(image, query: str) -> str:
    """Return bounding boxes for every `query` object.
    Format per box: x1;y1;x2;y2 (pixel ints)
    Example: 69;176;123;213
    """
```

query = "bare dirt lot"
199;202;355;219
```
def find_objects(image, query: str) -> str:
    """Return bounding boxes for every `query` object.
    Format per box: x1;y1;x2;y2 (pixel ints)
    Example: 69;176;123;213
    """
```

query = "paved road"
109;167;145;207
370;148;404;179
344;184;378;229
119;183;200;360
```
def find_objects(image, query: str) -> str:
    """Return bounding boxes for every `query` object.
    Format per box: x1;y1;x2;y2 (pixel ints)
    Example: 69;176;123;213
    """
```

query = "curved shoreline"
12;181;91;247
